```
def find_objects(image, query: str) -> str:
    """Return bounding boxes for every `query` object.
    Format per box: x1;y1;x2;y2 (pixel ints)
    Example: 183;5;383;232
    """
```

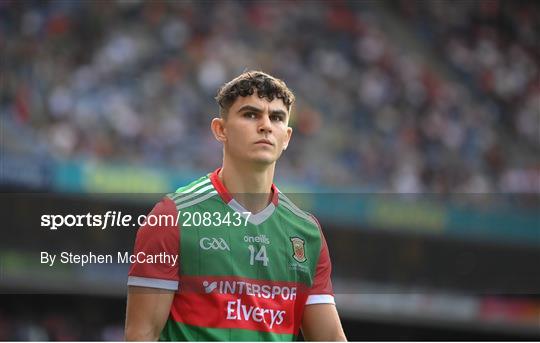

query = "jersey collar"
210;168;278;225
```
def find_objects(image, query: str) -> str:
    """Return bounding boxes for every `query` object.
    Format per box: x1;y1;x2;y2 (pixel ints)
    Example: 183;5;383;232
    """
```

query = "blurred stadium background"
1;0;539;340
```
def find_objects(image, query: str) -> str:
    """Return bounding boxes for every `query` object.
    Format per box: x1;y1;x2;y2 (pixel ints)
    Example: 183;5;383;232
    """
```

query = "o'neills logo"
290;237;307;263
243;234;270;245
226;299;285;329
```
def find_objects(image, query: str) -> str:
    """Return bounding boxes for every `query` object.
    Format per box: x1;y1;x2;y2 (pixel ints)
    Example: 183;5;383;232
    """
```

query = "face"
212;92;293;166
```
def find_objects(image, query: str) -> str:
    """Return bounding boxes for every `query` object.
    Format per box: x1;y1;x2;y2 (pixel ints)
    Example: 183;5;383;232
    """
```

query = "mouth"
255;139;274;146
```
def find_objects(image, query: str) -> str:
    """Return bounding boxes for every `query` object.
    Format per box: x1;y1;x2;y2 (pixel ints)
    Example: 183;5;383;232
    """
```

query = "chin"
249;154;277;165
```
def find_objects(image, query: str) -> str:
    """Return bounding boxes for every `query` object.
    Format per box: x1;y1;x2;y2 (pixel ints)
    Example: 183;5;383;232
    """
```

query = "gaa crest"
290;237;307;263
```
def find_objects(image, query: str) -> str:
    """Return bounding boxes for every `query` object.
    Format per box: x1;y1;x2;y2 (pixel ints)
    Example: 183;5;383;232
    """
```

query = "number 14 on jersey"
247;245;269;266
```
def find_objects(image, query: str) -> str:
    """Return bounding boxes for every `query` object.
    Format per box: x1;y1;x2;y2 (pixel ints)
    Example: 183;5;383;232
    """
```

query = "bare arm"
124;286;175;341
301;304;347;341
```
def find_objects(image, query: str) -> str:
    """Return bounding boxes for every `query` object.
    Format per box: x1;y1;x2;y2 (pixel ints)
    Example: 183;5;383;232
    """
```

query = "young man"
124;71;347;341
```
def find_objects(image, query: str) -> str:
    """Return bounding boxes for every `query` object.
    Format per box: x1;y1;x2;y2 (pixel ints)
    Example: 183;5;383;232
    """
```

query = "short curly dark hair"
215;70;295;117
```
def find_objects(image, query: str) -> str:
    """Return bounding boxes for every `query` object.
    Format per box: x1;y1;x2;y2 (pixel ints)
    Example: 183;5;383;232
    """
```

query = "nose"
258;114;272;134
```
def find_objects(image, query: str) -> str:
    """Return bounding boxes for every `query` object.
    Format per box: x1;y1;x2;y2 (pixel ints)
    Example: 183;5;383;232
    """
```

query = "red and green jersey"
128;168;334;341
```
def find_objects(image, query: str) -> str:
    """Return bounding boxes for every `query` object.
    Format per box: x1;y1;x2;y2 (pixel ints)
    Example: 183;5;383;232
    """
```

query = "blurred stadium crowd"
1;1;539;340
1;0;539;192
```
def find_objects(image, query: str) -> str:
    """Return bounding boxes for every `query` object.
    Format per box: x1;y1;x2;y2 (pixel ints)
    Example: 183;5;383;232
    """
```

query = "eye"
244;112;257;119
270;115;284;122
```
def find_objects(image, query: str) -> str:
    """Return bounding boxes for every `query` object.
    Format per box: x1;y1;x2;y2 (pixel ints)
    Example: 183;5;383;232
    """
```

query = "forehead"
229;92;289;114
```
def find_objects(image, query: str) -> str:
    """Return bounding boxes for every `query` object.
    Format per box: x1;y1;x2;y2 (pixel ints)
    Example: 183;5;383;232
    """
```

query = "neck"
219;157;275;214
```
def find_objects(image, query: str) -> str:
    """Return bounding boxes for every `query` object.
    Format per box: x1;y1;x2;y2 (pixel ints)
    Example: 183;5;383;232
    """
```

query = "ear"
283;126;293;151
211;117;227;143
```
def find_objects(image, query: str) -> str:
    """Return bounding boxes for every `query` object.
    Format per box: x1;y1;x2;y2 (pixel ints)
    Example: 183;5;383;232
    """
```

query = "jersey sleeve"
127;196;180;291
306;215;335;305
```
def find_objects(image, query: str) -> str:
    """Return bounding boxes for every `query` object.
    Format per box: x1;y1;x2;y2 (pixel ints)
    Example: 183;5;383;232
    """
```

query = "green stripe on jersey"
173;175;210;194
174;190;218;209
278;193;317;226
160;321;295;341
169;176;218;208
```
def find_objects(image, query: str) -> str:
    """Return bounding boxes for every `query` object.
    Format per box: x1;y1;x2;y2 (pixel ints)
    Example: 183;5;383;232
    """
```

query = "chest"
178;207;319;287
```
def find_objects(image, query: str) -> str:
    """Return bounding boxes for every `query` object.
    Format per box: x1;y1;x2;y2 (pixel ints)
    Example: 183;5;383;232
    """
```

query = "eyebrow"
237;105;287;118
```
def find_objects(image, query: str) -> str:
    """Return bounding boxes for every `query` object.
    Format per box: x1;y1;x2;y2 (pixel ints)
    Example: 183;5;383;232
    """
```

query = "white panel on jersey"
305;294;335;305
127;276;179;291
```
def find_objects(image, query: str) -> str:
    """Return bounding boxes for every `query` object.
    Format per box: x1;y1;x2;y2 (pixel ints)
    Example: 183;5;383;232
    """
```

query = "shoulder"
172;174;212;194
277;191;320;230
